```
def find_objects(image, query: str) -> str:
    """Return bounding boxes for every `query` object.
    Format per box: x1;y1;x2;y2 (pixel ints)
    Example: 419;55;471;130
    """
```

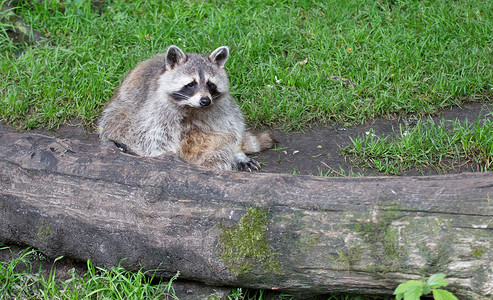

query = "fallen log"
0;130;492;299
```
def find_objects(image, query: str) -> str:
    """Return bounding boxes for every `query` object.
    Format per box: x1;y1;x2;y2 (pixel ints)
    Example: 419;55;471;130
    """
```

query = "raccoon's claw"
111;140;129;152
237;158;261;172
110;140;136;155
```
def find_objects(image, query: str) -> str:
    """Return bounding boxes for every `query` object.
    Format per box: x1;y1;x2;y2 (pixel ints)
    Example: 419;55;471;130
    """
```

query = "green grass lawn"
0;247;179;300
342;117;493;175
1;246;366;300
1;0;492;130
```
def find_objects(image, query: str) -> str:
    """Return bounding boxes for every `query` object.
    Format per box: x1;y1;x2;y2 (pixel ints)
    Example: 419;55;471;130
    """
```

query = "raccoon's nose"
199;97;211;107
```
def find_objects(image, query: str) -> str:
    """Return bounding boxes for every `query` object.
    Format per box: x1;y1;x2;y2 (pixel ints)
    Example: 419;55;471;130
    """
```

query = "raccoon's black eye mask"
207;81;217;93
171;81;197;101
185;81;197;89
207;81;222;99
170;79;220;102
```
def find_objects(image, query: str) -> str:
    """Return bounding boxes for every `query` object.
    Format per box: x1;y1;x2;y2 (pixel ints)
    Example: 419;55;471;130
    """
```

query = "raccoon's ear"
209;46;229;68
165;45;187;69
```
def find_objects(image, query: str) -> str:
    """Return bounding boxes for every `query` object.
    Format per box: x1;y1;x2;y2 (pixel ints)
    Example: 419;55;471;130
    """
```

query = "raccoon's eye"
207;82;217;92
185;81;196;88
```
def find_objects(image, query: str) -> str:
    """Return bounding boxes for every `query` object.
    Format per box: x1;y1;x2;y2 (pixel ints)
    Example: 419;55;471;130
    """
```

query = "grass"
342;117;493;175
317;165;364;177
0;246;179;300
0;0;492;130
1;246;377;300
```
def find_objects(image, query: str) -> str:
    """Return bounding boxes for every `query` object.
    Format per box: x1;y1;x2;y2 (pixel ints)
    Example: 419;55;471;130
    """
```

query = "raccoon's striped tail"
242;131;276;154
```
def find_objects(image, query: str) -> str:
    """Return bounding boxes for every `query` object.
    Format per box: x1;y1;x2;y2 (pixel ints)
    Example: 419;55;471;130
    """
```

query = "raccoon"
98;45;274;171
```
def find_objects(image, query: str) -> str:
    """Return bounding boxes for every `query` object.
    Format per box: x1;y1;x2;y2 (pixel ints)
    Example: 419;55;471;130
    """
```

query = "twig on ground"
321;161;347;177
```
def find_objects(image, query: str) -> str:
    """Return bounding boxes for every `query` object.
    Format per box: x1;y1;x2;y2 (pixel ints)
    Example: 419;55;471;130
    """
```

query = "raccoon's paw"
235;153;261;172
237;158;261;172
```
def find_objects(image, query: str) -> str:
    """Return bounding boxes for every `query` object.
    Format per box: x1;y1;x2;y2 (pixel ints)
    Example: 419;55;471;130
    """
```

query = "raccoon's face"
161;46;230;109
169;73;221;108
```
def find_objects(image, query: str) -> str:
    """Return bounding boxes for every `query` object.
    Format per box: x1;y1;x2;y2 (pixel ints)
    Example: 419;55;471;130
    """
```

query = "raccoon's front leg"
179;131;235;170
200;151;237;170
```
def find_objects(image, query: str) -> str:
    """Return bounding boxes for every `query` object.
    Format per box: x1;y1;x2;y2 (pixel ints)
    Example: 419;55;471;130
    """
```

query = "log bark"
0;131;492;299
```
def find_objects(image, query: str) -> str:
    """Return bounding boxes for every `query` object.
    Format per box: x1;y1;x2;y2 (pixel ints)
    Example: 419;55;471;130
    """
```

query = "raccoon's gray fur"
98;45;274;171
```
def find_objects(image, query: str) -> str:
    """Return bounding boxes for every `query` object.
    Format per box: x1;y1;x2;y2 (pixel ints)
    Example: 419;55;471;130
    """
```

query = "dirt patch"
254;101;493;176
2;102;492;176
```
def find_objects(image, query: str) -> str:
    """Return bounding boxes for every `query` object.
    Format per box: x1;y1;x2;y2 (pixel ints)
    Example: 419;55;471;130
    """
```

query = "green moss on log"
36;221;52;241
471;245;486;258
218;207;280;276
354;209;406;273
328;247;363;271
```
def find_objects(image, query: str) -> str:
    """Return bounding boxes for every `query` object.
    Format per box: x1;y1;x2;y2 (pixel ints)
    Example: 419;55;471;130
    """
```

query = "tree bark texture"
0;131;492;299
